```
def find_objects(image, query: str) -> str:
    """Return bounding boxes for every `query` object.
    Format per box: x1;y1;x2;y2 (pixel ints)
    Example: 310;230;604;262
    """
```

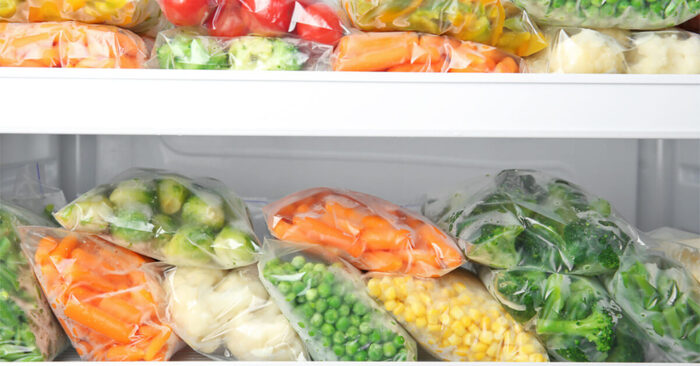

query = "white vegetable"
548;28;626;73
627;31;700;74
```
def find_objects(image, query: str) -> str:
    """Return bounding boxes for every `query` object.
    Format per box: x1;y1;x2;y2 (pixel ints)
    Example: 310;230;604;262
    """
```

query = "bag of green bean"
258;239;417;361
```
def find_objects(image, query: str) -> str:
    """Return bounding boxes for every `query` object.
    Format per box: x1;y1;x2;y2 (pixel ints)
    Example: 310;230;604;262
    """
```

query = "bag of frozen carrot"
263;187;464;278
17;226;183;361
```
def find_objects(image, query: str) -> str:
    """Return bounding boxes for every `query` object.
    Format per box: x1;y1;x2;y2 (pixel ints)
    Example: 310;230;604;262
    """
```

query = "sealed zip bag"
18;227;182;361
365;269;548;362
0;201;68;361
258;239;418;361
264;187;464;278
54;168;260;269
144;264;308;360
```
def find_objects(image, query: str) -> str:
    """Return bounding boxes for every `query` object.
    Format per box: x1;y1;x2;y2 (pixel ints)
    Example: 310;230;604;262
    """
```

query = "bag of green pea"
258;239;418;361
54;168;261;269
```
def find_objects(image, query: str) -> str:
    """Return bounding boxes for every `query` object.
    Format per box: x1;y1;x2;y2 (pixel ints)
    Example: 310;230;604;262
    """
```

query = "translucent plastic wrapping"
17;227;182;361
649;227;700;283
144;264;308;361
0;0;160;28
512;0;700;29
497;1;548;56
258;239;418;361
0;21;147;68
264;187;463;278
148;28;332;70
606;243;700;362
422;169;636;275
526;27;700;73
333;32;521;72
54;168;260;269
0;202;67;361
365;270;548;362
482;268;649;362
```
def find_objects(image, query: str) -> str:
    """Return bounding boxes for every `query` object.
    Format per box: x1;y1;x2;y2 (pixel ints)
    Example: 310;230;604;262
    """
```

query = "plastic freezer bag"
0;21;147;68
648;227;700;283
496;1;547;56
144;264;308;360
258;239;418;361
365;270;548;362
626;29;700;74
264;187;463;278
333;32;521;72
148;28;332;70
483;268;649;362
606;243;700;362
0;202;67;361
512;0;700;29
422;169;636;275
54;168;260;269
17;227;182;361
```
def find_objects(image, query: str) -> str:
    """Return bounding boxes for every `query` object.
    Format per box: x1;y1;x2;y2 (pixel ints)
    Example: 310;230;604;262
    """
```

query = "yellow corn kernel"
473;352;486;361
471;342;488;353
467;308;481;320
415;317;427;328
488;307;501;319
463;333;475;346
503;330;512;342
427;339;436;345
487;343;499;358
398;284;408;299
515;333;528;344
380;276;392;290
514;354;530;362
428;324;441;333
530;353;545;362
419;293;431;305
428;309;440;324
468;324;479;334
450;321;466;336
367;279;381;297
480;330;494;344
461;315;473;328
449;306;465;320
439;313;451;325
393;303;405;317
441;327;453;340
385;286;397;301
457;293;470;305
482;316;491;331
384;300;397;312
440;287;453;298
404;310;416;323
453;282;467;292
410;302;426;317
447;334;460;346
522;344;536;354
455;347;469;357
501;342;515;355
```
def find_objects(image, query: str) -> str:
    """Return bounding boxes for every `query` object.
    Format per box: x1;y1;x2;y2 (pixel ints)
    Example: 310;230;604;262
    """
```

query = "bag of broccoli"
54;168;260;269
606;242;700;362
0;201;68;361
422;169;636;276
258;239;417;361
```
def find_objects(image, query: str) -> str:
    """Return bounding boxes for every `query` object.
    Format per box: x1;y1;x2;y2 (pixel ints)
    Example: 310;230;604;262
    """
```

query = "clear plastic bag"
333;32;522;72
0;201;68;361
264;187;463;278
17;226;182;361
144;264;308;360
0;21;147;68
648;227;700;283
496;1;548;56
54;168;260;269
605;242;700;362
148;28;332;70
365;270;548;362
512;0;700;29
258;239;418;361
422;169;636;275
0;0;160;28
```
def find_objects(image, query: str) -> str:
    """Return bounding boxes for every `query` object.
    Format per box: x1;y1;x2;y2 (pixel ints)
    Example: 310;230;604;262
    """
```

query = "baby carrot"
292;216;362;257
98;297;142;324
64;299;134;344
51;235;79;258
359;251;404;272
144;328;171;361
105;345;145;361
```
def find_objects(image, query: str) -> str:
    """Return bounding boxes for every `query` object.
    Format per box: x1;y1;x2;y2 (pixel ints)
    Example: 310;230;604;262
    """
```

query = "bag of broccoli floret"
422;169;637;276
54;168;261;269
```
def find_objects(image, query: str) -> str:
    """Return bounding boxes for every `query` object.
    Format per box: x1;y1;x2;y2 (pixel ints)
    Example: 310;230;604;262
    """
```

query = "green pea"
337;317;351;332
313;263;326;272
302;262;314;272
333;283;346;295
349;315;361;326
354;350;368;361
300;304;314;319
325;309;339;323
292;281;306;295
311;313;324;328
315;299;328;313
383;342;397;358
396;349;408;361
352;303;368;316
369;329;382;343
298;321;306;329
552;0;564;8
323;272;335;284
291;255;306;269
601;3;616;15
345;341;359;355
368;344;383;361
285;293;295;302
649;1;663;14
321;336;332;347
339;304;351;317
343;293;357;304
358;334;369;346
333;331;346;344
309;329;317;337
359;322;372;334
616;0;630;13
586;6;600;16
267;258;281;267
393;335;405;347
333;344;345;357
381;330;394;342
580;0;592;7
306;288;319;302
321;324;335;336
340;355;352;361
630;0;643;9
328;296;341;309
318;283;332;298
361;313;372;323
346;325;359;339
282;263;295;273
296;295;306;304
563;0;576;12
277;281;291;294
590;0;603;7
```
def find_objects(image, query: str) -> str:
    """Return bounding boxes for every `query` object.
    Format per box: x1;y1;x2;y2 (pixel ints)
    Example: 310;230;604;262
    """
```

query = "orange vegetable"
51;235;79;258
144;328;171;361
64;299;134;344
333;32;417;71
98;297;142;324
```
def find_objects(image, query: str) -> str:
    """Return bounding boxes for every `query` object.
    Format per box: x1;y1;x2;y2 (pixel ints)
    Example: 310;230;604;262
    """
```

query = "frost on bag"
54;168;260;269
258;239;417;361
148;28;332;70
512;0;699;29
365;270;548;362
0;21;147;68
17;227;182;361
606;243;700;362
333;32;521;72
264;187;463;278
0;202;67;361
483;268;649;362
422;169;635;275
145;264;308;360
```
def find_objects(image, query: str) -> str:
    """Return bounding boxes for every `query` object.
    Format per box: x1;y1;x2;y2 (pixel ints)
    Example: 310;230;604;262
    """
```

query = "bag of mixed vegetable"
54;168;260;269
422;169;636;275
259;239;418;361
143;264;308;360
0;201;68;361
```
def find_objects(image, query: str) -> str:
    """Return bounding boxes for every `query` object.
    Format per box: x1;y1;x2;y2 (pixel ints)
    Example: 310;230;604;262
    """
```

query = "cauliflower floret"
627;31;700;74
549;28;627;73
226;307;307;361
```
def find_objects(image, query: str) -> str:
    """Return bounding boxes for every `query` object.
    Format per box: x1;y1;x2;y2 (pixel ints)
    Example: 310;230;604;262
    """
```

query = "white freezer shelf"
1;68;699;138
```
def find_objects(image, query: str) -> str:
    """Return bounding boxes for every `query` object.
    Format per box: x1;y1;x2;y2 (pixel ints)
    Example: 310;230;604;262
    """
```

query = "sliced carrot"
334;33;417;71
98;297;142;324
36;236;58;264
292;216;362;257
67;270;118;293
494;56;519;73
359;227;410;251
51;235;79;258
144;328;171;361
64;299;134;344
105;345;145;361
358;251;403;272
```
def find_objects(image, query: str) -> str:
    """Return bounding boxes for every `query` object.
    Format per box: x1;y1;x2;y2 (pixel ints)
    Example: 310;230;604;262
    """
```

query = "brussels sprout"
152;214;178;243
110;209;154;244
157;179;189;215
181;193;225;230
212;226;259;268
54;195;113;233
109;179;155;209
163;225;215;264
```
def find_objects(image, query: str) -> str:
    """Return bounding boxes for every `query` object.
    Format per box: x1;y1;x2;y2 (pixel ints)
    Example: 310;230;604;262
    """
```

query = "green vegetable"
110;209;154;244
182;194;226;230
157;32;229;70
109;179;155;209
54;195;113;233
157;178;189;215
211;226;258;267
162;225;214;264
228;37;305;71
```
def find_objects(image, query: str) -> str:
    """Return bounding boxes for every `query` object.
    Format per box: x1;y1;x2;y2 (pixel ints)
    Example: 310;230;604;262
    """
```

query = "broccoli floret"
494;269;547;322
494;169;547;203
556;346;590;362
228;37;305;71
546;179;590;213
181;193;226;231
157;32;229;70
516;222;567;271
110;209;154;244
157;178;189;215
469;223;523;268
560;218;627;274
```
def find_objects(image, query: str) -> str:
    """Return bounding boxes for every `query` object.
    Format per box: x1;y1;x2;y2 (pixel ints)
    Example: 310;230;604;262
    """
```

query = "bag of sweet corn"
365;269;548;362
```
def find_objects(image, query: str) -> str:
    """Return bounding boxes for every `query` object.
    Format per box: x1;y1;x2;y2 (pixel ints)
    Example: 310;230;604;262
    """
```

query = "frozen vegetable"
0;0;160;28
54;168;260;269
150;29;332;70
0;21;147;68
496;1;548;56
0;202;67;361
259;239;417;361
627;30;700;74
422;169;634;275
333;32;520;72
366;270;548;362
527;28;627;73
649;228;700;283
264;187;463;278
146;265;307;360
18;227;181;361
